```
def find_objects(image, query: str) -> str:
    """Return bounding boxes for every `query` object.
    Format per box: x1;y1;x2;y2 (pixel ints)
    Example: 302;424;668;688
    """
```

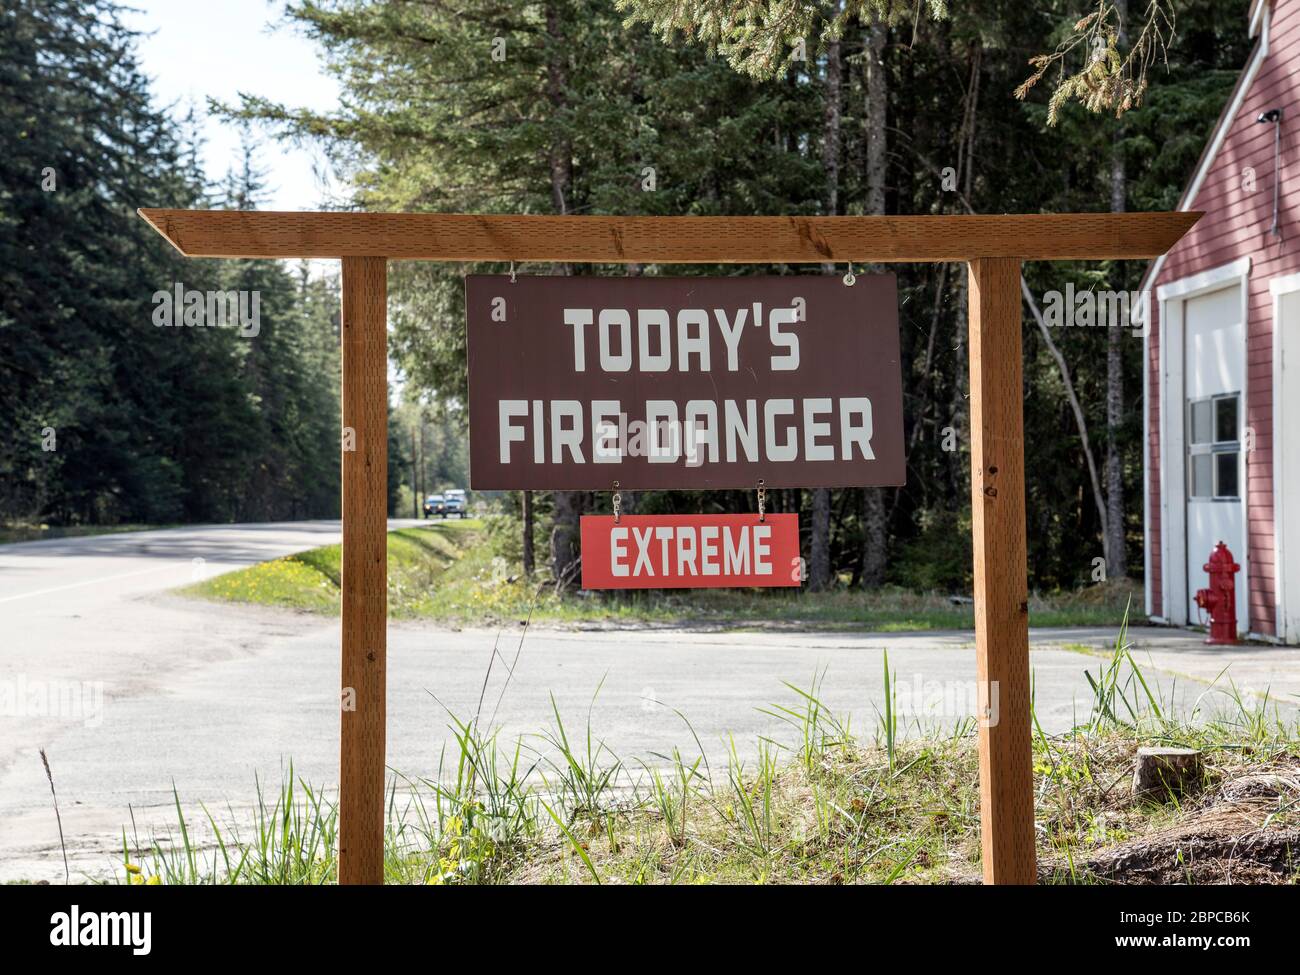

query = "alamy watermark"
0;675;104;728
1041;284;1149;336
894;676;1000;727
50;906;150;955
152;283;260;337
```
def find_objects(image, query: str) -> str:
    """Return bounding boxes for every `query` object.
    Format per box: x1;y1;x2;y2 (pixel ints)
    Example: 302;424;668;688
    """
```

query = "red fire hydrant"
1194;541;1240;645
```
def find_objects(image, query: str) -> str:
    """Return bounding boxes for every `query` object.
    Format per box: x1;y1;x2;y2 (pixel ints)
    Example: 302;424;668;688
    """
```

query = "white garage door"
1183;284;1245;632
1278;289;1300;642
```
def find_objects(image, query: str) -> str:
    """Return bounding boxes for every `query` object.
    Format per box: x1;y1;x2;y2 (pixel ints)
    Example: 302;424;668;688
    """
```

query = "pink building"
1143;0;1299;640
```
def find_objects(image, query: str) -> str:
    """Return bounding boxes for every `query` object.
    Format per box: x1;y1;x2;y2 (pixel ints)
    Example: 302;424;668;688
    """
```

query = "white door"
1183;284;1245;631
1279;290;1300;641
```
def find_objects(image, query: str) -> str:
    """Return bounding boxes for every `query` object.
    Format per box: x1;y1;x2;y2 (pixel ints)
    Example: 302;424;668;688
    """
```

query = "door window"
1187;392;1240;499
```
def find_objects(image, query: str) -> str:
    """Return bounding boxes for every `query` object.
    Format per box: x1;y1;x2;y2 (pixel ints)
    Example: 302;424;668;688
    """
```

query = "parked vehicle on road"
423;490;468;519
443;489;468;518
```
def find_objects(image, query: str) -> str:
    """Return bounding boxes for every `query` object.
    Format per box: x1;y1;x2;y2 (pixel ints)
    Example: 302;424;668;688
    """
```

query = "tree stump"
1132;747;1203;799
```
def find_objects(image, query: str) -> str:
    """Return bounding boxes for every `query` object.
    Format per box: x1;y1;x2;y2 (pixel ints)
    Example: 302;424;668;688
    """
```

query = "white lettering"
764;399;797;462
598;309;632;371
675;527;699;576
840;397;874;460
564;308;593;370
550;401;584;463
769;307;800;370
592;401;621;463
638;309;671;371
610;527;629;576
632;527;655;575
724;527;751;575
803;397;833;461
713;307;747;370
753;525;773;574
700;526;720;575
725;399;758;463
684;400;718;466
646;401;680;463
499;400;527;463
676;309;710;371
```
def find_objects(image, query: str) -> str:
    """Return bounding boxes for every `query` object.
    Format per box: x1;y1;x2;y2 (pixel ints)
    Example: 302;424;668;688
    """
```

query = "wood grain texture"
137;208;1199;262
967;258;1037;886
338;257;388;886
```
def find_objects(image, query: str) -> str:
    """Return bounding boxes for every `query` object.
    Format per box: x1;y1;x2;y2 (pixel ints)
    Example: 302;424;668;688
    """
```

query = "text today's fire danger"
466;275;904;489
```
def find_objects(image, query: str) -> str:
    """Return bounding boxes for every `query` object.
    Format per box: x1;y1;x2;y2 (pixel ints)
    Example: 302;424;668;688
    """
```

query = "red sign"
580;513;801;590
466;274;904;490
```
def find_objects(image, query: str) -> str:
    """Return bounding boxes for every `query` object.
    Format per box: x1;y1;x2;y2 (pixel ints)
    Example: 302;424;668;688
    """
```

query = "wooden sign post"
139;208;1198;886
967;258;1035;884
338;256;389;885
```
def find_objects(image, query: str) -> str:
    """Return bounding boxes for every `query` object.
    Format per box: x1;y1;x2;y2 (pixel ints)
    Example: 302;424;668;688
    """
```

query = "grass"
112;628;1300;885
180;521;477;615
0;522;173;545
182;519;1141;631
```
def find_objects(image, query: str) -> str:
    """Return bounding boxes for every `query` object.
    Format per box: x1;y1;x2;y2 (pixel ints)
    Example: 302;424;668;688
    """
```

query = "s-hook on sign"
465;274;904;490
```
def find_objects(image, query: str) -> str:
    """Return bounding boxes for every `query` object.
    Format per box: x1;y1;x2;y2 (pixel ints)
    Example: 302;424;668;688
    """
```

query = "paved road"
1;523;1295;881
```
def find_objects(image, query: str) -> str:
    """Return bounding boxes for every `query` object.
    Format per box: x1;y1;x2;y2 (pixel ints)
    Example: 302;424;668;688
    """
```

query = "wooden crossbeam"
138;208;1198;263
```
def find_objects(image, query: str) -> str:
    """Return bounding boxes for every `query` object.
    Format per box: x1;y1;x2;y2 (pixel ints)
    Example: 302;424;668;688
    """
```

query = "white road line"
0;564;179;604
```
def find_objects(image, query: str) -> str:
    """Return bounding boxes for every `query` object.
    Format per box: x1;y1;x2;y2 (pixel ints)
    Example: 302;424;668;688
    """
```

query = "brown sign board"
466;274;904;490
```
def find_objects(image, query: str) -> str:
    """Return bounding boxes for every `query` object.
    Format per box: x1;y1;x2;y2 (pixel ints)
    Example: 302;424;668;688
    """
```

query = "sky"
122;1;403;389
122;0;343;211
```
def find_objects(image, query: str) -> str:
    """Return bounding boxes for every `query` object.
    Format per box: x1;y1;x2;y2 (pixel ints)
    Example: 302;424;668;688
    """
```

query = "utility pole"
417;410;426;504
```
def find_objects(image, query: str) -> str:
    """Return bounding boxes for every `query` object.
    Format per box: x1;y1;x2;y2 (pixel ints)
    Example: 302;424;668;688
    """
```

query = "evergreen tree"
216;0;1249;593
0;0;343;527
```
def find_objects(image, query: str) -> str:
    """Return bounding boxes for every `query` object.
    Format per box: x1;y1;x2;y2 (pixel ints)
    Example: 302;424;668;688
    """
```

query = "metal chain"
612;481;621;524
757;479;766;522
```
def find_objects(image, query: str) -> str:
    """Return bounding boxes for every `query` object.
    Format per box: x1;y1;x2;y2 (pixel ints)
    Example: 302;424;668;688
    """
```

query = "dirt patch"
1074;763;1300;884
1086;826;1300;884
